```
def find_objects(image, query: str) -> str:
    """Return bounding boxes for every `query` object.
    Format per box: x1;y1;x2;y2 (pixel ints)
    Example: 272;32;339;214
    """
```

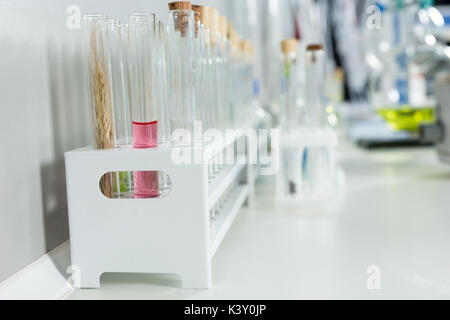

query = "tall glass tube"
305;44;325;127
192;5;215;182
106;18;132;147
280;39;301;196
193;5;213;131
105;18;133;197
219;16;232;128
228;26;241;127
83;14;115;198
304;43;326;198
280;39;300;132
192;5;214;132
240;39;255;126
155;19;172;195
208;7;222;131
192;10;205;129
155;20;172;147
166;19;183;142
128;13;158;198
168;3;196;145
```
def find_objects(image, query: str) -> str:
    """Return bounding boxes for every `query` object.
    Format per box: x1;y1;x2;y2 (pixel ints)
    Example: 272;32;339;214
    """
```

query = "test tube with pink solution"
129;13;159;198
132;120;158;198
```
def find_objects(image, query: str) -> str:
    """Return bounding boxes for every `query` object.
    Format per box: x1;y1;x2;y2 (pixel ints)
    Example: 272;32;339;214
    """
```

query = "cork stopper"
227;21;234;40
281;39;299;55
240;40;251;53
193;11;200;37
192;5;209;42
208;7;218;32
208;7;219;44
240;40;254;62
306;43;323;51
218;16;227;38
306;43;323;63
248;42;255;58
334;67;344;80
230;27;240;49
168;1;192;37
192;5;209;25
168;1;192;10
218;16;228;50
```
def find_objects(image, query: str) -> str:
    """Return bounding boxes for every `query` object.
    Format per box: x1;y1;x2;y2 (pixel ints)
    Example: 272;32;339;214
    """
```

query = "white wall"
0;0;236;283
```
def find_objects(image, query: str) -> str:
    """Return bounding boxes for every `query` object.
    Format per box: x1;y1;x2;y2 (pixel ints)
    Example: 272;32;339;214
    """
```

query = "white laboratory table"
67;142;450;300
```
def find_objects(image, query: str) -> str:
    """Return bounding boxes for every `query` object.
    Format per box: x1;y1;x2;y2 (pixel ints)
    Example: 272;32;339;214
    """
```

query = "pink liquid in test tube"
133;121;159;198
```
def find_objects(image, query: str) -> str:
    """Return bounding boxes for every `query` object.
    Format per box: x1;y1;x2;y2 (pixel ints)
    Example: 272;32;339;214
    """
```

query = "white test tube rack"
276;126;344;205
64;130;257;289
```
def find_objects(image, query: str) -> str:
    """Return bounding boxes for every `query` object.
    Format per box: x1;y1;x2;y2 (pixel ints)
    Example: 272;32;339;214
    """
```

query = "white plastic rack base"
276;126;345;206
64;128;260;289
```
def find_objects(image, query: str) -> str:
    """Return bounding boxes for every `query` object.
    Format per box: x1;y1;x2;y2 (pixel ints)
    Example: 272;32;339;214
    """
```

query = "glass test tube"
192;5;215;133
215;14;230;175
84;14;115;198
155;20;172;147
304;44;326;197
281;39;300;133
219;16;233;128
192;9;206;130
305;44;325;127
128;13;159;198
192;5;215;181
105;18;134;198
208;7;222;132
280;39;302;196
106;18;132;147
155;19;172;195
228;26;241;127
168;5;196;146
207;8;223;175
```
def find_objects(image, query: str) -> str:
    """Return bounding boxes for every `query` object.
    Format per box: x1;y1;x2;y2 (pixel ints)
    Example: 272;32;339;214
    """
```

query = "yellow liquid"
376;106;435;132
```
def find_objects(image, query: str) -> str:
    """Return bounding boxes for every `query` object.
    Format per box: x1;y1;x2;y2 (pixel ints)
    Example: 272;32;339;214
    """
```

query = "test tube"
155;19;172;195
165;16;183;143
155;20;172;147
218;16;233;128
191;7;206;130
105;18;134;198
83;14;115;198
228;25;241;127
106;18;132;147
207;7;225;175
305;44;325;127
280;39;302;196
128;13;159;198
281;39;300;132
192;5;215;133
168;2;196;146
208;7;222;131
304;43;325;197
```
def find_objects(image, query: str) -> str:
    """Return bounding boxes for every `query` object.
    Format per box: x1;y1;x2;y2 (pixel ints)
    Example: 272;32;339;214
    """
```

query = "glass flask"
368;1;435;131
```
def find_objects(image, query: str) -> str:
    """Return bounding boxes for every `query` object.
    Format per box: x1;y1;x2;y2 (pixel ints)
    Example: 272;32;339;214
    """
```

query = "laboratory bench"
66;141;450;300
